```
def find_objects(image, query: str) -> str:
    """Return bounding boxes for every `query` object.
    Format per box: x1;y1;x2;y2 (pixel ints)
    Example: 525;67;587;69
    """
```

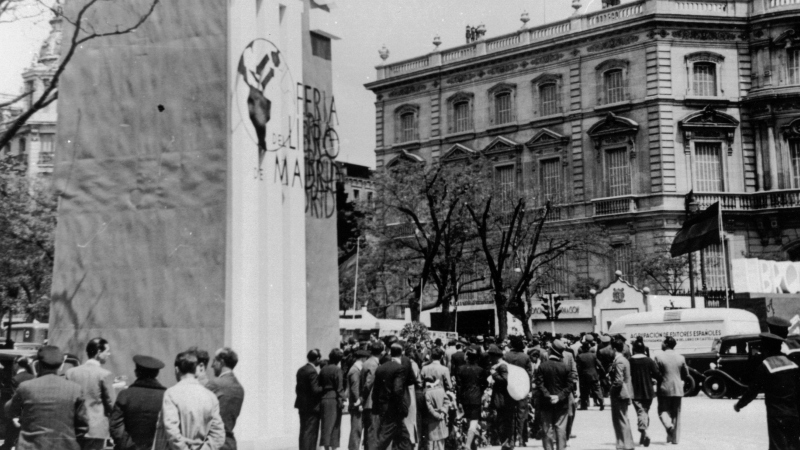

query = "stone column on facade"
754;125;764;191
768;123;780;190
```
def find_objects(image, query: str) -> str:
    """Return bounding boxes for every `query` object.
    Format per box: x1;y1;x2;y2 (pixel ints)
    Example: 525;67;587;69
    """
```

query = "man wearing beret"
735;332;800;450
5;346;89;450
110;355;167;450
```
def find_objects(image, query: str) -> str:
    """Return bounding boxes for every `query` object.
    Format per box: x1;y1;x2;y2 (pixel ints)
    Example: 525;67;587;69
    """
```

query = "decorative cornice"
671;29;739;42
587;35;639;53
388;84;426;98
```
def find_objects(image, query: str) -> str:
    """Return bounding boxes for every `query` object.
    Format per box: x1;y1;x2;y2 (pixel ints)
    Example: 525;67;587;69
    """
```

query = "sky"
0;0;608;169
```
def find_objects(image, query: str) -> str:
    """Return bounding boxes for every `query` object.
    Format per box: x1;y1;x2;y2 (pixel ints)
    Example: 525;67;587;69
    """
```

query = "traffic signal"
553;299;563;319
541;300;552;320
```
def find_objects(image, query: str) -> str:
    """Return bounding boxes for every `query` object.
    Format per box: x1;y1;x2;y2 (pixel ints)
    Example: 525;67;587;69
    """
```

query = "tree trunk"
495;293;508;341
439;298;452;331
521;316;533;340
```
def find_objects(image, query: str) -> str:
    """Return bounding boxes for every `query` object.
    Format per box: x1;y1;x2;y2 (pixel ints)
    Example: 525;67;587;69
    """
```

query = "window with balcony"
605;70;625;105
393;104;419;144
694;142;723;192
38;134;55;166
605;148;630;197
495;92;512;124
789;48;800;85
447;92;474;134
540;158;561;204
693;63;717;97
495;165;516;212
540;84;558;117
791;140;800;188
539;253;568;295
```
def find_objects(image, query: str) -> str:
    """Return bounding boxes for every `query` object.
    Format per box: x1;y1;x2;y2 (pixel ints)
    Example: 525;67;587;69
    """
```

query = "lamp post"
589;288;597;332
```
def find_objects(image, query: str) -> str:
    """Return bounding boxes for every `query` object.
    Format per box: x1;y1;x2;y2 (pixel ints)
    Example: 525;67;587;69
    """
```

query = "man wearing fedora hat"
110;355;167;450
5;345;89;450
736;332;800;450
535;339;573;450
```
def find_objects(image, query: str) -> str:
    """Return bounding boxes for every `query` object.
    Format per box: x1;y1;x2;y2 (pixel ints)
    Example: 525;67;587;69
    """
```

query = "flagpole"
719;203;731;309
686;191;697;309
352;236;360;315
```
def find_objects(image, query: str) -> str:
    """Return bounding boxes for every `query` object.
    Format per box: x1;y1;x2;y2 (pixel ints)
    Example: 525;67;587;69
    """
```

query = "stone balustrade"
593;195;638;216
376;0;767;81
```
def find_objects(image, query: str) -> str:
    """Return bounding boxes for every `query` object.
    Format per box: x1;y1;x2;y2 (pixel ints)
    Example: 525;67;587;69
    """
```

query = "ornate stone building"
365;0;800;301
0;12;61;178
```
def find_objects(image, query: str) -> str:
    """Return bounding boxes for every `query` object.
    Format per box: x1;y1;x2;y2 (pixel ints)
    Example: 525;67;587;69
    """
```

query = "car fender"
703;369;748;390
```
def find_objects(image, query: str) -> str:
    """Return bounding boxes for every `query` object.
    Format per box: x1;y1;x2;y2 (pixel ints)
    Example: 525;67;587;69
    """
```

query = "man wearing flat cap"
735;332;800;450
110;355;167;450
5;345;89;450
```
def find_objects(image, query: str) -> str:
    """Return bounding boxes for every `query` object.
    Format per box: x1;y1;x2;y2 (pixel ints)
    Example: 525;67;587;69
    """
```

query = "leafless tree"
0;0;160;150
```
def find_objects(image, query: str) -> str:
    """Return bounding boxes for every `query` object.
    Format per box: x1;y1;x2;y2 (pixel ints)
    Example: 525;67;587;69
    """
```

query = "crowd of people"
1;339;245;450
295;331;692;450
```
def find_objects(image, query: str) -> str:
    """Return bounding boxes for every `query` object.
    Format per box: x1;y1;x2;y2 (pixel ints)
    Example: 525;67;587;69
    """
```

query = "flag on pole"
670;201;722;257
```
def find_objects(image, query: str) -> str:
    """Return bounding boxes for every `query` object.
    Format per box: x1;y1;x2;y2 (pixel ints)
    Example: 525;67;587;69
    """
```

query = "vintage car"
702;333;762;399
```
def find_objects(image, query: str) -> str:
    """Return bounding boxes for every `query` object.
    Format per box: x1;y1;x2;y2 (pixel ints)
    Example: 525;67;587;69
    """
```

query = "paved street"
342;395;768;450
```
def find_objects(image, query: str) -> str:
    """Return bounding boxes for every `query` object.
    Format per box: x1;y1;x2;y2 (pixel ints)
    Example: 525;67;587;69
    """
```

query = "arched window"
595;60;630;106
393;104;419;144
685;52;724;97
446;92;474;135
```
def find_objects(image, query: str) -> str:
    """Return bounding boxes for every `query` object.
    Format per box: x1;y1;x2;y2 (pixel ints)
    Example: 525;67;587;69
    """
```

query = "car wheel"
684;375;700;397
703;374;727;399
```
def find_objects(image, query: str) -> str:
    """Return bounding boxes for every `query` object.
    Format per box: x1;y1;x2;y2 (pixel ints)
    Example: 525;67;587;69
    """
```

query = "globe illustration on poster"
235;39;297;167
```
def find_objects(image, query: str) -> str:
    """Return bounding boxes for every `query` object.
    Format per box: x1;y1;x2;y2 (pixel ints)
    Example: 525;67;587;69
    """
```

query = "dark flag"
670;201;722;257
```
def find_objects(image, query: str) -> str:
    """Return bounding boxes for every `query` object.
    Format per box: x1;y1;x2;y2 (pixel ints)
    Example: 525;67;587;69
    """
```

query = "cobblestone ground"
341;395;769;450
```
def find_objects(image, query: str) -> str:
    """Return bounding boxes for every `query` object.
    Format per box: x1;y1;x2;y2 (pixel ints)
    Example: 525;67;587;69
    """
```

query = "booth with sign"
530;299;593;335
594;276;647;333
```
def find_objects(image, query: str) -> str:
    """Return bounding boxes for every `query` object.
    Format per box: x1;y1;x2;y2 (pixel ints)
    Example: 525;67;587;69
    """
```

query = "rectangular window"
539;253;568;295
400;113;416;142
791;140;800;188
495;93;512;124
540;158;561;204
353;189;360;201
789;49;800;85
454;101;470;133
310;32;332;60
613;244;633;282
38;134;55;165
540;84;558;117
695;142;723;192
604;70;624;104
606;148;630;197
701;243;726;291
693;63;717;96
495;165;516;211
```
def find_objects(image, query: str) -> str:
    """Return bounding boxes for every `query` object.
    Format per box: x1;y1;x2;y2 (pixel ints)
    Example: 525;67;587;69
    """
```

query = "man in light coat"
420;348;452;392
65;337;116;450
347;349;368;450
654;336;689;445
610;340;635;450
360;342;382;450
152;351;225;450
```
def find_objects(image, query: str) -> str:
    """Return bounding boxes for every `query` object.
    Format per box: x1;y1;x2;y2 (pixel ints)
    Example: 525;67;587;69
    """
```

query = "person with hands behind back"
534;339;573;450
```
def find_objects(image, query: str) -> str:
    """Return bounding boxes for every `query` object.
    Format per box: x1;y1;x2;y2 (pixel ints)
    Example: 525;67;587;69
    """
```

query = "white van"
607;308;761;355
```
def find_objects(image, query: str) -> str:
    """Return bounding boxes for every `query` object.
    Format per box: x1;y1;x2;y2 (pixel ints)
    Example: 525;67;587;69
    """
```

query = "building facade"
0;13;61;178
365;0;800;303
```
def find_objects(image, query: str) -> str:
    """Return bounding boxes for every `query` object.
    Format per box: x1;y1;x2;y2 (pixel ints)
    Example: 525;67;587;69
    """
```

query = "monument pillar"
50;1;339;449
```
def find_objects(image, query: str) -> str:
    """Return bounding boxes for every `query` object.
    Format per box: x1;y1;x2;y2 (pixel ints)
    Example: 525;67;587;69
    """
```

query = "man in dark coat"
110;355;167;450
488;345;516;450
1;356;34;450
504;336;533;446
449;341;467;375
373;344;410;450
456;349;488;450
736;333;800;450
5;346;89;450
576;338;604;410
208;347;245;450
295;349;323;450
360;342;383;450
535;340;573;450
597;335;616;397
